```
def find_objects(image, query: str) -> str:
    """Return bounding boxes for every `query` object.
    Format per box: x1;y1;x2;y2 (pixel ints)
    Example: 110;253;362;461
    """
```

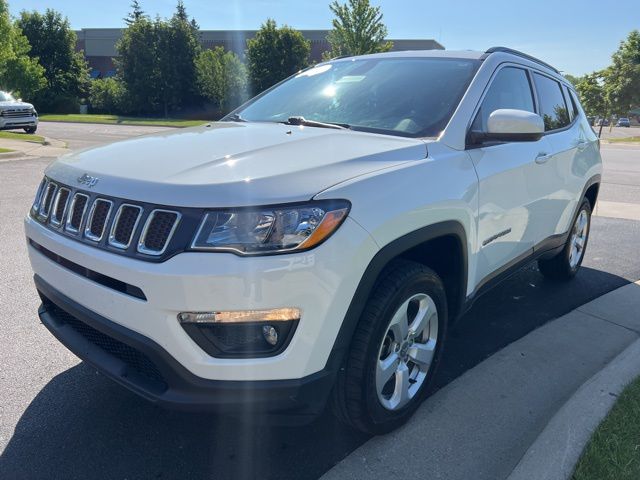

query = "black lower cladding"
35;275;337;417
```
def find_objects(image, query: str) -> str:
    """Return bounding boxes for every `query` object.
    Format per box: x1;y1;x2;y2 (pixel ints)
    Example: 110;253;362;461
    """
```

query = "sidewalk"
0;137;69;161
321;280;640;480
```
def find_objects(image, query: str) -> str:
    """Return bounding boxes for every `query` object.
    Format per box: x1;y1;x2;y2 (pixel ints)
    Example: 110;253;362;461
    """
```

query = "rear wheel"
538;198;591;280
331;260;447;434
24;126;37;134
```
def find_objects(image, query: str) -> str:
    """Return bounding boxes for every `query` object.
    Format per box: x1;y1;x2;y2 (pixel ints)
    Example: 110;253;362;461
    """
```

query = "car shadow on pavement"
0;265;632;480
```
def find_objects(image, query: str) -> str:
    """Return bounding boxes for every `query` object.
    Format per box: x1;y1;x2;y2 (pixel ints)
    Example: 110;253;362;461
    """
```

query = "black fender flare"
324;220;468;372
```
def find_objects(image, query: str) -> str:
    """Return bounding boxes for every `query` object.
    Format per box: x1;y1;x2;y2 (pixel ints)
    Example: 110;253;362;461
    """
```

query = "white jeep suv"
25;48;602;434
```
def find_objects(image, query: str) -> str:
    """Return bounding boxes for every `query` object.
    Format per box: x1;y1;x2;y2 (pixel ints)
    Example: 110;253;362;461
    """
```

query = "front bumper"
36;276;336;418
25;214;378;382
0;115;38;130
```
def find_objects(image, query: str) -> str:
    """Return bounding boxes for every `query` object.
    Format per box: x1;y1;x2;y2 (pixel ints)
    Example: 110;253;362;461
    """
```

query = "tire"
538;198;592;280
331;259;448;434
24;126;37;134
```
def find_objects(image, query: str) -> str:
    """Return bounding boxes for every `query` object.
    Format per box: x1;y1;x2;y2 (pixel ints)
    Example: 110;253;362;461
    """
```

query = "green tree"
115;15;159;113
124;0;145;25
246;19;310;94
324;0;393;59
575;73;606;117
0;0;45;100
89;77;131;113
196;47;248;112
17;9;89;112
602;30;640;115
563;74;582;86
155;3;201;115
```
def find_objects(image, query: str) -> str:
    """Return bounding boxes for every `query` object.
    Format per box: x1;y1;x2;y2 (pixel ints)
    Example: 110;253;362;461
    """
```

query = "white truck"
25;48;602;434
0;90;38;134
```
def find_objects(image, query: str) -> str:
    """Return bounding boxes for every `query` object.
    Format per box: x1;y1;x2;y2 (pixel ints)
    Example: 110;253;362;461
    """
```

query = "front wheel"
331;260;447;434
538;198;592;280
24;126;37;134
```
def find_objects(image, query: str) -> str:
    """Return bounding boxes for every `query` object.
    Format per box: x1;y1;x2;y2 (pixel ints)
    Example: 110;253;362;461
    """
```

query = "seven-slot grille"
31;178;181;259
1;108;33;118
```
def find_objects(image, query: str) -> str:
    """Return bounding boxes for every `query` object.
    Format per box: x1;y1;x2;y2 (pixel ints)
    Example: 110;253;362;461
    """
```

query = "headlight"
191;200;350;255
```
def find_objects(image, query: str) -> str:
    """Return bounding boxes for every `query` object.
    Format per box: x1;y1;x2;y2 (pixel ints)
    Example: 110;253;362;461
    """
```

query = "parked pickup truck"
0;90;38;133
25;47;601;434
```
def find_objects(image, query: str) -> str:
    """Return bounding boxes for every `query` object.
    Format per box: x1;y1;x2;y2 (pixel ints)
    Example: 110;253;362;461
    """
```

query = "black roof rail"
483;47;560;74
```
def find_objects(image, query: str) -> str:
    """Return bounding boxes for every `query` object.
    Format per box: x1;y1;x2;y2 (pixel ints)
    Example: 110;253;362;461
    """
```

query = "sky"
8;0;639;76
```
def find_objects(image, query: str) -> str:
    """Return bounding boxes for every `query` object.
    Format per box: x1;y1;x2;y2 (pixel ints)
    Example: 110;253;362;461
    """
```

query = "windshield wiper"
284;116;350;130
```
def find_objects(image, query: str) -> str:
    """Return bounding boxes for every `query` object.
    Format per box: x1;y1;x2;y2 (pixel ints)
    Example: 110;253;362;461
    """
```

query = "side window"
472;67;535;131
562;85;579;121
532;73;570;131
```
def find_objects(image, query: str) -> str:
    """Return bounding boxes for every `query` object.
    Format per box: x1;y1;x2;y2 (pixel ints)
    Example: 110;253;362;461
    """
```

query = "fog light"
177;308;300;358
262;325;278;346
177;308;300;324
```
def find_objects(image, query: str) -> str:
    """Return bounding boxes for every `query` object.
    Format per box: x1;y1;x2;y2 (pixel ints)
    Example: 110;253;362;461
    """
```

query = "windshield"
228;57;480;138
0;91;16;102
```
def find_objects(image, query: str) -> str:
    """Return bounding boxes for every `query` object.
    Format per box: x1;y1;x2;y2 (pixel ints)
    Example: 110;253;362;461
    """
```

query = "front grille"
51;188;70;226
85;199;113;241
31;177;186;262
109;204;142;249
1;109;32;118
47;301;166;392
66;193;89;232
38;182;57;219
138;210;181;255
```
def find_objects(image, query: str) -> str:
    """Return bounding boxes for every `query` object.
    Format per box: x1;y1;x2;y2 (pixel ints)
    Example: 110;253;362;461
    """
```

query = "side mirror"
470;109;545;144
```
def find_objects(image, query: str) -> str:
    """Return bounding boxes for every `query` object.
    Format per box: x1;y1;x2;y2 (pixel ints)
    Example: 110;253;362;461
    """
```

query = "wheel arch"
325;220;468;371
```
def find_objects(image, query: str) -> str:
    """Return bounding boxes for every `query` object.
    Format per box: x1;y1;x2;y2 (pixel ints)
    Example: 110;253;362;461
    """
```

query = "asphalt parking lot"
1;123;639;480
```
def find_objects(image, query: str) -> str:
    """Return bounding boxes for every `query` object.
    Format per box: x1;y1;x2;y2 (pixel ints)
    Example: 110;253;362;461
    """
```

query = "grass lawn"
608;137;640;143
39;114;208;128
0;147;14;153
572;376;640;480
0;131;45;144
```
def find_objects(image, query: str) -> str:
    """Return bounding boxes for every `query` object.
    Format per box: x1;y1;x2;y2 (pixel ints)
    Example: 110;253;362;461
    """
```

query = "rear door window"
532;73;571;131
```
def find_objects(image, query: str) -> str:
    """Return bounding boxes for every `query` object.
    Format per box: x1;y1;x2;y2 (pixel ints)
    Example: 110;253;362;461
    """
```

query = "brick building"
75;28;444;77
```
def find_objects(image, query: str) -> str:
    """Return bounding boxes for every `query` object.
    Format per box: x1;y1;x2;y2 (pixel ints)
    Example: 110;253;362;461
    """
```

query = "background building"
75;28;444;78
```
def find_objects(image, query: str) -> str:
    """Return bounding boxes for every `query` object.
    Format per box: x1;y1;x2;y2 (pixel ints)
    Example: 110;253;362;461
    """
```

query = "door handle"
577;141;589;150
535;152;550;164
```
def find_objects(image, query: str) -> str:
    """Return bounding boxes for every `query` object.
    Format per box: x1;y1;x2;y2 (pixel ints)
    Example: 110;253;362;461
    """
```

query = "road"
1;123;639;480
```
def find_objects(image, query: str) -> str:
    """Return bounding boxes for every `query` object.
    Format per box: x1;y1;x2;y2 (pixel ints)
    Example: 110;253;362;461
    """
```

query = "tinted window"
232;58;480;138
472;67;534;131
533;73;570;131
562;85;579;120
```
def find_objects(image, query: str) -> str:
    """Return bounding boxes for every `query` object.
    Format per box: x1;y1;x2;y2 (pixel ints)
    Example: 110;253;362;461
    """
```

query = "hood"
0;101;34;110
46;122;427;207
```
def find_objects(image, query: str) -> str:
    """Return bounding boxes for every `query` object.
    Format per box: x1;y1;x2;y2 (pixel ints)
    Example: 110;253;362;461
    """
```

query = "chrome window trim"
50;187;71;227
37;182;57;220
64;193;90;234
137;209;181;256
84;198;113;242
108;204;143;250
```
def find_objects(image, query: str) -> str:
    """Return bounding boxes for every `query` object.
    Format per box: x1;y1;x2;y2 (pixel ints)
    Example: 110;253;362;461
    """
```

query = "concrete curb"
507;337;640;480
320;280;640;480
0;150;22;160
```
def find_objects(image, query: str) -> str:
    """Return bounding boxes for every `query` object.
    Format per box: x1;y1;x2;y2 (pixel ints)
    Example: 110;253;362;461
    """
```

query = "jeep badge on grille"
77;173;99;188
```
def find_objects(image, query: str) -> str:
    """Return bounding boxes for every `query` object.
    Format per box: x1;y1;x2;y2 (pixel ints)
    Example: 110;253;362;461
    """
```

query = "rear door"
528;72;583;241
466;65;553;288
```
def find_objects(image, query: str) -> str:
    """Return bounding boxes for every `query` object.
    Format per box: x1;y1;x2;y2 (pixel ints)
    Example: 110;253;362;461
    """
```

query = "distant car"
596;118;609;127
0;91;38;134
616;117;631;127
587;116;596;126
